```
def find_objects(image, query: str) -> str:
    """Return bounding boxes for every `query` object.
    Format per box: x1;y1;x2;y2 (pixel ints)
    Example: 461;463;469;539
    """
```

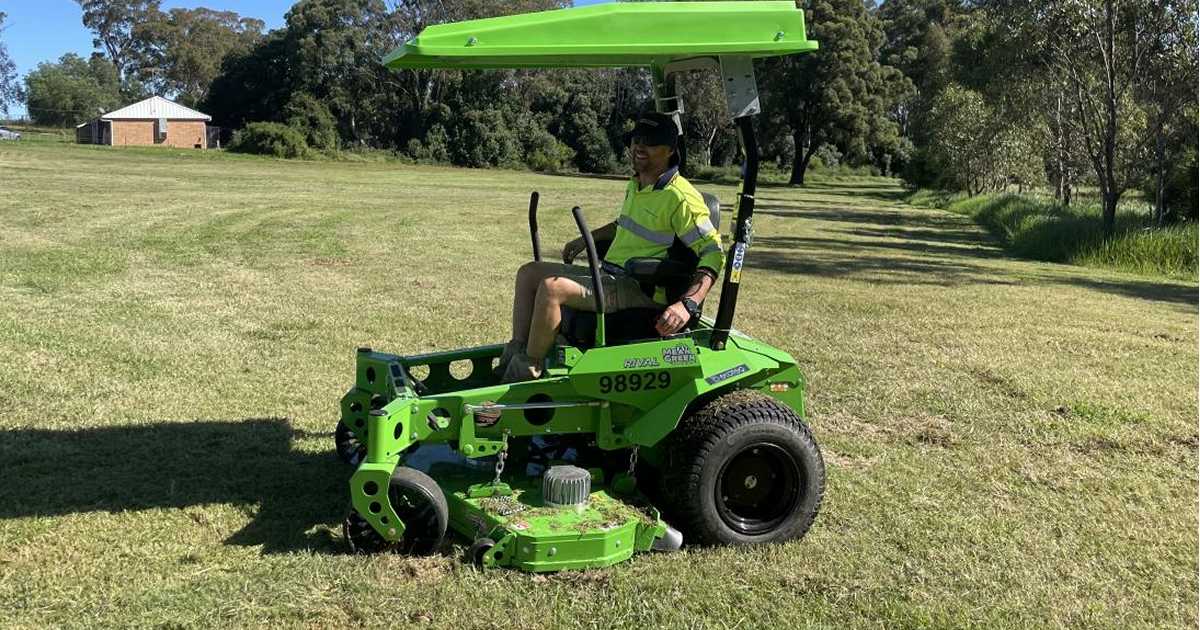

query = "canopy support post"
711;57;761;351
652;65;686;174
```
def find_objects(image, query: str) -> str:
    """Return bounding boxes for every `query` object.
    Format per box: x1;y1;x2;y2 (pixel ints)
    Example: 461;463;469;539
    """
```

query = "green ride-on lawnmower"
336;1;825;572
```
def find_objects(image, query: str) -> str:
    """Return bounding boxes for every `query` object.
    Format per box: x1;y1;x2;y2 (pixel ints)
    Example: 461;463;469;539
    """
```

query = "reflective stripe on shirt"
680;218;717;246
616;215;675;245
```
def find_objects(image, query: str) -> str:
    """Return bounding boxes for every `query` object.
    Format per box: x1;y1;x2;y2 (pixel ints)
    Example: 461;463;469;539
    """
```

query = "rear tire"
660;390;824;546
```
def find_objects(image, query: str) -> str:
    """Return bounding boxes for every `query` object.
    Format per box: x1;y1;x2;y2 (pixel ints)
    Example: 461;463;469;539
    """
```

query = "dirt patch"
1167;434;1199;449
905;415;957;448
817;412;890;440
821;449;878;471
551;569;613;587
818;411;958;448
970;366;1028;400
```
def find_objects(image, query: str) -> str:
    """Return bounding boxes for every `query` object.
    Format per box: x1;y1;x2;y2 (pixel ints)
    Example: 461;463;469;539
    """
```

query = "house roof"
100;96;211;121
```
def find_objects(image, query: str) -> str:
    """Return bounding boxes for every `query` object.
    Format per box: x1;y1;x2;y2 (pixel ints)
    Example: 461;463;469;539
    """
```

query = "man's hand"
656;302;691;336
562;238;585;264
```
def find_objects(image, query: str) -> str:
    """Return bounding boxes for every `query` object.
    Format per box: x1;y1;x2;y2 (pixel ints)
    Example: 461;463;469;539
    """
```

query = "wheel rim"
714;442;802;536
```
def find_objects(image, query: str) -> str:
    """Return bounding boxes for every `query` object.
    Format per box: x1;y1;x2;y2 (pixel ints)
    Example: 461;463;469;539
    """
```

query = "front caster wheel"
344;467;449;555
467;537;496;566
335;421;366;466
660;390;825;546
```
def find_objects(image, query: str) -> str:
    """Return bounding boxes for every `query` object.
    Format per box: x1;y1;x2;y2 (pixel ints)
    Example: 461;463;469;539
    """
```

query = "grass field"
1;139;1197;628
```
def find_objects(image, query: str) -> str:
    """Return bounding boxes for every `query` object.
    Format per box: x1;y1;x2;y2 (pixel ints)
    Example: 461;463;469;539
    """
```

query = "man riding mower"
497;111;722;384
336;1;826;572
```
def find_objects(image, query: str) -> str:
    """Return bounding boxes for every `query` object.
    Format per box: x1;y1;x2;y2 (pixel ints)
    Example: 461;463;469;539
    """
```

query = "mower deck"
408;446;668;571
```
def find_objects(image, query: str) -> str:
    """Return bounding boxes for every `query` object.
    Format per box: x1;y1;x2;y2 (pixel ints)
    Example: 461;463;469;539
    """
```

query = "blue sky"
2;0;611;118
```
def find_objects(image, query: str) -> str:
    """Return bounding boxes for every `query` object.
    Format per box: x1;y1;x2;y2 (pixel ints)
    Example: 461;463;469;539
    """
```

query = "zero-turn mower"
336;1;825;572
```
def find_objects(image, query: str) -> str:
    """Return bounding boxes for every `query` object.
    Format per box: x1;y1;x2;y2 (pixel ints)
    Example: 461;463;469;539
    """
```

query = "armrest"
624;257;693;285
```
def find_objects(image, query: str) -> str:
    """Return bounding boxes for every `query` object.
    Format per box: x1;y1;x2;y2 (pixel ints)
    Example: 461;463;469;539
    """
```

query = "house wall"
110;120;207;149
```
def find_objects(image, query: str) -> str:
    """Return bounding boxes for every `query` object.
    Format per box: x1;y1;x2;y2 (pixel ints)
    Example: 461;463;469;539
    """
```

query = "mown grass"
1;141;1196;628
908;191;1199;280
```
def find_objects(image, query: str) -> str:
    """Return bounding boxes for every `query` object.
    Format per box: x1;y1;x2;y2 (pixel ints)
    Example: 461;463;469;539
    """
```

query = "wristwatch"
681;297;701;318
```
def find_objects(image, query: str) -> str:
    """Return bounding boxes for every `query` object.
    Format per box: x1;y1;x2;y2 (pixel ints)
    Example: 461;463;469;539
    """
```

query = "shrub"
283;94;338;153
522;128;573;173
228;122;308;159
451;110;521;168
564;112;619;174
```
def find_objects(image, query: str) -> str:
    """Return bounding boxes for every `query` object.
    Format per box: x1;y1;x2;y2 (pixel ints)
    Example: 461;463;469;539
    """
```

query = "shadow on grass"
1050;276;1199;306
746;244;1016;288
836;225;1000;250
746;200;1198;307
0;418;349;554
755;234;1005;262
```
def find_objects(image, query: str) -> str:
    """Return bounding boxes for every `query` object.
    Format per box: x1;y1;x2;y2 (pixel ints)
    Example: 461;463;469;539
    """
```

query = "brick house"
76;96;212;149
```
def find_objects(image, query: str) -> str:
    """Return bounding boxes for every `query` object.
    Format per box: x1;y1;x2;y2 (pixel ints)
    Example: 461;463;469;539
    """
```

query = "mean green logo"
662;344;696;365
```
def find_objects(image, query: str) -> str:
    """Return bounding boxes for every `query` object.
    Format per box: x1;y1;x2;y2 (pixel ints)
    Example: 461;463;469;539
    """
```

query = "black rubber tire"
659;390;824;546
343;509;390;554
344;467;448;555
467;537;496;566
334;421;366;466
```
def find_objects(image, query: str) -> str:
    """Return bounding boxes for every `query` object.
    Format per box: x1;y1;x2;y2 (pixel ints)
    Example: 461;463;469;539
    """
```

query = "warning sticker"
729;242;747;284
705;364;750;385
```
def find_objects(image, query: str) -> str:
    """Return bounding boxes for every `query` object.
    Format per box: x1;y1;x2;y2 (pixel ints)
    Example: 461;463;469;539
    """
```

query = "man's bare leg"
527;275;593;361
502;271;594;383
510;261;567;342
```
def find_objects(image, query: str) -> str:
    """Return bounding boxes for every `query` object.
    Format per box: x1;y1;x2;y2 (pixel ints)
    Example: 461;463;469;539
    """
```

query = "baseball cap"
623;111;679;148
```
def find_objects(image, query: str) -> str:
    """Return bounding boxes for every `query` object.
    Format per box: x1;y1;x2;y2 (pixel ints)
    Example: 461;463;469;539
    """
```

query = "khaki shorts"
546;263;661;312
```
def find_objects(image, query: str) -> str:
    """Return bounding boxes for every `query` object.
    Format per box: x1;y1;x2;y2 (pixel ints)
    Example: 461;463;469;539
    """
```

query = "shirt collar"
633;166;679;192
654;166;679;191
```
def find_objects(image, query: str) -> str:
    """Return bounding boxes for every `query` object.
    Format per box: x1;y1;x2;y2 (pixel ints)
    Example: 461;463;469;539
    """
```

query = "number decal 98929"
599;371;671;394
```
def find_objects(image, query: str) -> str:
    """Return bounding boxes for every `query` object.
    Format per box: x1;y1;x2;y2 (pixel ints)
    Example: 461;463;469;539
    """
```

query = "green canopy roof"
383;1;818;71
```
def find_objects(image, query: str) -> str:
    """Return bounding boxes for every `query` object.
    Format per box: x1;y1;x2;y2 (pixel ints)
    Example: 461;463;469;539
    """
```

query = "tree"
1028;0;1187;234
761;0;912;185
1135;0;1198;223
282;0;392;145
75;1;162;80
132;8;264;107
678;70;732;168
24;54;122;126
879;0;975;186
201;30;295;132
925;85;994;194
0;12;23;117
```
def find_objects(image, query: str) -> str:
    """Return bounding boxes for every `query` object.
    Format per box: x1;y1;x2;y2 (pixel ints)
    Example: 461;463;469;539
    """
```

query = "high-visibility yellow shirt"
604;166;724;303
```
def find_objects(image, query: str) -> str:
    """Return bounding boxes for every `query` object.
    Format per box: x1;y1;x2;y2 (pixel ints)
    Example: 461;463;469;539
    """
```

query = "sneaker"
501;352;544;383
493;339;525;379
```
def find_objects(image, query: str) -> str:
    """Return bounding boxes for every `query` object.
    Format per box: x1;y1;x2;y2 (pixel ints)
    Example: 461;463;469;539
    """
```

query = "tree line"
3;1;1195;227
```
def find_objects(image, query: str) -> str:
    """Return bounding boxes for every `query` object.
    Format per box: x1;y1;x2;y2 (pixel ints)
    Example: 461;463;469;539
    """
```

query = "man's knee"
538;275;584;303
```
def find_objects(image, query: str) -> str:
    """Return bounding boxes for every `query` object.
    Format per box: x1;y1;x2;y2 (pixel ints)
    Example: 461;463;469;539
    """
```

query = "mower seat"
560;192;721;348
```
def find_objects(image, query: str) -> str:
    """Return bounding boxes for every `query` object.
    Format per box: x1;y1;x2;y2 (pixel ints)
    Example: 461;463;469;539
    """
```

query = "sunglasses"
629;135;671;148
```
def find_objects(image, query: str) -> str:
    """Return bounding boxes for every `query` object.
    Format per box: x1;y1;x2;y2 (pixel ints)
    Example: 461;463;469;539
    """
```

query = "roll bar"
527;191;542;261
571;206;607;347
